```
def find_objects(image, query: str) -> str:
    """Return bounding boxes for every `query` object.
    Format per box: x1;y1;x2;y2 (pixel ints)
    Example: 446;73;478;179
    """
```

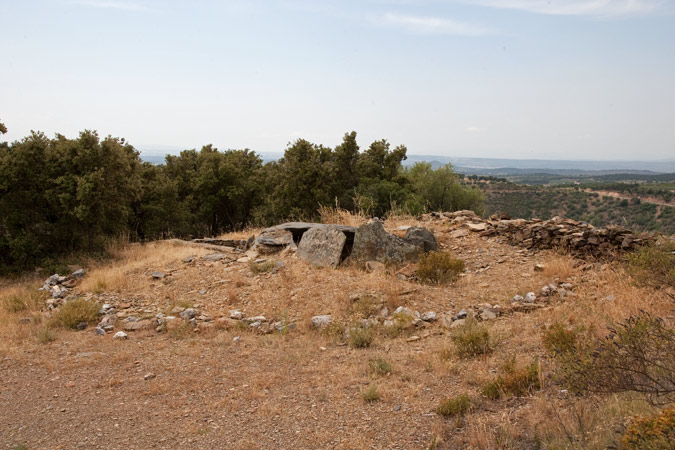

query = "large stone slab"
297;225;347;268
254;229;294;254
350;221;422;265
404;227;438;252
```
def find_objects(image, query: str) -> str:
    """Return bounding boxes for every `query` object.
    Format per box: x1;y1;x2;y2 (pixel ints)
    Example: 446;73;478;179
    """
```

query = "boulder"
297;225;347;268
404;227;438;252
254;229;294;254
350;221;422;265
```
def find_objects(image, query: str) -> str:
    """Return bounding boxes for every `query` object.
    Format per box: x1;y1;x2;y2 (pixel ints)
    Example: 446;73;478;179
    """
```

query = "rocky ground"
1;216;672;449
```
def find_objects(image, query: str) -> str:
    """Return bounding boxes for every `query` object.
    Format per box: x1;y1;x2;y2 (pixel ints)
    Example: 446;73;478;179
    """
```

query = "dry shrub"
361;384;381;403
49;298;100;329
541;255;577;280
481;357;540;400
348;323;375;348
624;241;675;290
1;287;46;313
249;260;276;274
622;405;675;450
436;393;472;417
369;358;393;376
416;251;465;285
317;204;367;226
451;318;492;358
550;313;674;405
542;322;585;355
351;294;379;319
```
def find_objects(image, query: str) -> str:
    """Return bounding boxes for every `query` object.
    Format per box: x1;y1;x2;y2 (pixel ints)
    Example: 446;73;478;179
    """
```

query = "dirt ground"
1;219;672;449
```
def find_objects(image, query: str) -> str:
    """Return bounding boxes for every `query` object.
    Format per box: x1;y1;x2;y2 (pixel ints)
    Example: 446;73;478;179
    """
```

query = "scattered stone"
511;294;524;303
202;253;228;262
243;315;266;324
534;263;545;272
123;319;154;331
182;256;195;263
76;322;88;330
406;335;421;342
70;268;86;279
229;310;245;320
151;271;165;280
524;292;537;303
421;311;438;322
233;336;241;343
450;319;466;329
180;308;197;320
479;308;497;321
171;306;185;314
95;326;106;335
465;222;487;232
450;229;469;239
456;309;468;320
144;373;156;380
440;314;454;329
310;315;333;329
199;289;207;295
113;331;128;340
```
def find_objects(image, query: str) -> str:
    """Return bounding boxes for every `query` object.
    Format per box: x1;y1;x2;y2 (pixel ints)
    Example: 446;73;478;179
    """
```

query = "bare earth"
1;219;672;449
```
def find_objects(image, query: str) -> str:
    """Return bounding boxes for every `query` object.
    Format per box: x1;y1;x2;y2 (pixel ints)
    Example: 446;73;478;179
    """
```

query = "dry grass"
79;241;210;294
317;204;368;226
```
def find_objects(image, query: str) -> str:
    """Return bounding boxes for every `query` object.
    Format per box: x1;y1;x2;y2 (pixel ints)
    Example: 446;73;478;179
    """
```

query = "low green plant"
542;322;582;355
369;358;393;376
624;241;675;289
349;324;375;349
48;298;100;329
481;358;541;400
249;260;277;274
451;318;492;358
416;251;465;285
361;384;381;403
351;294;379;319
436;393;472;417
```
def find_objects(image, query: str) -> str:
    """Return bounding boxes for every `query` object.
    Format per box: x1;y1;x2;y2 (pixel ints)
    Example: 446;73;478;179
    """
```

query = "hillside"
1;213;672;449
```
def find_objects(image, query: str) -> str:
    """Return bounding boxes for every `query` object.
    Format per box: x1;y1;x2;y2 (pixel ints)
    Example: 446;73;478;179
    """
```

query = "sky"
1;0;674;161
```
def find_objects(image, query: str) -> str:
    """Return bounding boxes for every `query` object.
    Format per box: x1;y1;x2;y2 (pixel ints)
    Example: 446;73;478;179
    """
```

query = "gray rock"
450;319;466;329
113;331;128;340
296;225;347;268
123;319;154;331
511;294;524;303
180;308;197;320
144;373;156;380
201;253;228;262
182;256;195;263
404;227;438;252
440;314;454;329
76;322;88;330
421;311;438;322
479;308;497;321
365;260;386;273
310;314;333;329
524;292;537;303
456;309;468;320
71;268;86;279
99;303;114;314
243;315;266;324
229;310;244;320
254;229;294;254
95;326;106;336
350;221;423;265
151;271;165;279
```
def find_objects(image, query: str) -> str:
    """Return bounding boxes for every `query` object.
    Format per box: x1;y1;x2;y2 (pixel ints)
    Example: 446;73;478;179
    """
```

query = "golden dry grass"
317;204;368;226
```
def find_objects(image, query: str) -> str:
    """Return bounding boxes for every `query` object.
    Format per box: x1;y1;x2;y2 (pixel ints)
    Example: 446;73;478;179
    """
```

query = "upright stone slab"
350;221;422;265
297;225;347;268
254;229;293;254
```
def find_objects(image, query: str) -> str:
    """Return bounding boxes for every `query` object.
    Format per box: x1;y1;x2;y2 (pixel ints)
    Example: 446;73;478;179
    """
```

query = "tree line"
0;124;484;271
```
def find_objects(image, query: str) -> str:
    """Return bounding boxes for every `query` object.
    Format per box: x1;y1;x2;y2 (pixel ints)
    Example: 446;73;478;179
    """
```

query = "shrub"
1;289;46;313
36;327;57;344
361;384;381;403
49;298;100;329
553;314;674;405
482;358;540;400
621;405;675;450
349;324;375;349
351;294;379;319
624;241;675;289
249;260;277;274
369;358;393;376
436;394;472;417
416;251;465;285
451;318;492;358
542;322;582;355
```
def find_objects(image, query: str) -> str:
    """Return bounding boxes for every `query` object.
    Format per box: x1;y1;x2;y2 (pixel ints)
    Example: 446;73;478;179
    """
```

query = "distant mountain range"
138;148;675;175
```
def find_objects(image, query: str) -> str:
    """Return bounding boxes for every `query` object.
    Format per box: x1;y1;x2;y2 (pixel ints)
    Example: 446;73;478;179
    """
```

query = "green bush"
361;384;381;403
369;358;393;376
49;298;100;329
349;323;375;349
624;242;675;289
436;394;472;417
451;318;492;358
417;251;465;285
482;358;540;400
542;322;583;355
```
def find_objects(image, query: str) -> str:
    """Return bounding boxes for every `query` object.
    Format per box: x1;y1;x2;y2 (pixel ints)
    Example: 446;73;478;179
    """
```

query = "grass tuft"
436;394;472;417
451;318;492;358
361;384;381;403
48;298;100;329
349;324;375;348
369;358;393;376
417;251;465;285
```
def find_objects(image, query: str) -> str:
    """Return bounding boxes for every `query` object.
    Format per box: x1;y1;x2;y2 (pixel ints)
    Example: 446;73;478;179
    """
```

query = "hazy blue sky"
2;0;674;160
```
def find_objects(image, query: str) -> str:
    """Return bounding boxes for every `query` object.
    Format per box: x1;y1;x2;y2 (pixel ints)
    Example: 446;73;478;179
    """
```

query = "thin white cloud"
383;12;496;36
467;126;484;132
71;0;149;12
465;0;663;17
